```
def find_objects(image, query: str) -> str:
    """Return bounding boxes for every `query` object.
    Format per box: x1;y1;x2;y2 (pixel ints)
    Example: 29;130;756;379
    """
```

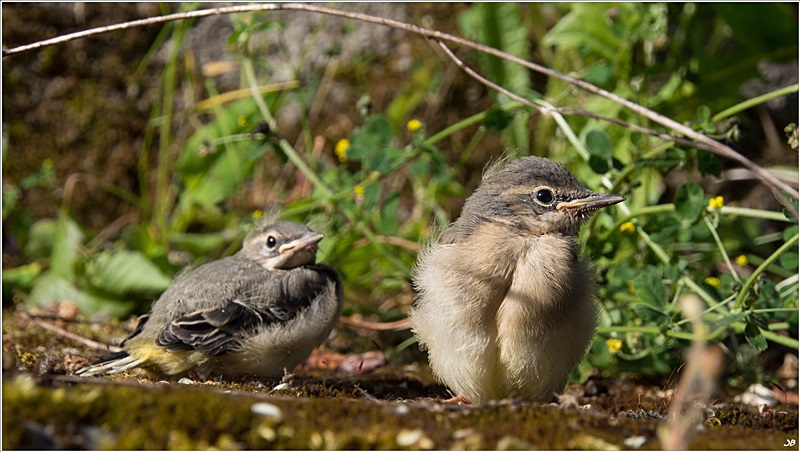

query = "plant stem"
712;84;799;122
736;232;800;308
704;215;741;283
241;57;333;198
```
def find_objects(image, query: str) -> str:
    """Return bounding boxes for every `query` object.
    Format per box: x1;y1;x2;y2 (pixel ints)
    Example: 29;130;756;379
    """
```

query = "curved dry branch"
5;3;797;208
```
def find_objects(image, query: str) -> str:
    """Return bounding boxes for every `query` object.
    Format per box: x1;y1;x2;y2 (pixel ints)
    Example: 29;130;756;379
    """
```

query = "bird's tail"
74;351;147;377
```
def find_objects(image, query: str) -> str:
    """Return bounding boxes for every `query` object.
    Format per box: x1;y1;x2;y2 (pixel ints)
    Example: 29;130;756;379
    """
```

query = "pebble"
251;402;284;421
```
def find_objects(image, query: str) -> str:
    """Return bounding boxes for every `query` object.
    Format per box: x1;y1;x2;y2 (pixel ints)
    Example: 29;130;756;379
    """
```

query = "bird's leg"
443;394;473;405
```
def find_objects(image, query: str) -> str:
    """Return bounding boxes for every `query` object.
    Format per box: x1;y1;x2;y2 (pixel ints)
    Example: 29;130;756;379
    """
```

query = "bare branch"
436;41;714;154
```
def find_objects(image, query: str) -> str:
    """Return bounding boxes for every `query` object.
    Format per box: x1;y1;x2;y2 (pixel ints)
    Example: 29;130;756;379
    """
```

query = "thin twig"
339;316;411;332
436;41;712;154
4;3;797;207
28;318;123;353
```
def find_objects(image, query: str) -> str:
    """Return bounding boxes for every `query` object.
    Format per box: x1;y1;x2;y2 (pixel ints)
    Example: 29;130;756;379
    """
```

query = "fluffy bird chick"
410;156;624;404
77;221;343;379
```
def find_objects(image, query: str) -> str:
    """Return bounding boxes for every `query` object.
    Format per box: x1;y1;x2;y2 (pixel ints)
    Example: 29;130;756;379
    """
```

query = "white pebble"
251;402;284;421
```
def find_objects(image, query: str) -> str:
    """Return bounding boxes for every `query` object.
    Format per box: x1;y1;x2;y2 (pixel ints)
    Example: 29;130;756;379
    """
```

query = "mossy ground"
3;308;797;450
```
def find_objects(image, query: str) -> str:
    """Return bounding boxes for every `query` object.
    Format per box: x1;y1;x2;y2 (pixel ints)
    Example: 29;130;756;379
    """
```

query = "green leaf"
783;225;798;242
2;262;43;299
50;213;84;279
23;219;57;260
674;182;706;221
585;129;613;159
696;105;711;122
588;155;610;174
483;107;514;132
348;115;393;161
779;251;799;271
632;266;668;307
744;323;768;352
409;156;431;178
379;194;401;236
86;249;173;297
697;150;721;177
27;273;134;317
362;184;382;211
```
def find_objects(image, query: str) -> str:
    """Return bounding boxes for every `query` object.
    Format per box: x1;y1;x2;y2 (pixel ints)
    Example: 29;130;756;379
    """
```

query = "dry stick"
28;317;123;353
4;3;797;208
436;42;710;154
339;316;411;332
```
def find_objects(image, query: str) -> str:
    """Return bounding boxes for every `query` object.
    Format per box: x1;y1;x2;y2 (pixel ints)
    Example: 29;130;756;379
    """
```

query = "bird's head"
241;221;324;270
455;156;625;239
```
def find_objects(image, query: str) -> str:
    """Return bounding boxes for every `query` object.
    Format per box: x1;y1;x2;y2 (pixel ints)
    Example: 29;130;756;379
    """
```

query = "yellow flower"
620;221;636;233
354;185;365;197
705;276;721;289
252;210;263;219
606;338;622;354
708;196;724;210
735;254;748;266
407;119;422;132
335;139;349;162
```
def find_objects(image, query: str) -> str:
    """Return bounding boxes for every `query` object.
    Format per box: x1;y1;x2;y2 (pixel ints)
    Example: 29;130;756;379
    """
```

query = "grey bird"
77;221;343;379
410;156;625;404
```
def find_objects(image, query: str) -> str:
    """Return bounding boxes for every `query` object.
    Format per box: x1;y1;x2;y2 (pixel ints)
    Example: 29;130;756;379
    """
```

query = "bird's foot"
443;394;472;405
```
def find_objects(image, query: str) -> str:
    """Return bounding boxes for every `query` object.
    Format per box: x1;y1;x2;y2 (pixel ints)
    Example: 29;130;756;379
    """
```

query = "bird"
76;220;343;379
409;156;625;404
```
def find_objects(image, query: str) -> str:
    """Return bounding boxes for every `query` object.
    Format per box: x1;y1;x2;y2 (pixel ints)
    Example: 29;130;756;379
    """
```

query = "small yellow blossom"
735;254;748;266
606;338;623;354
335;139;350;162
407;119;422;132
252;210;263;219
354;185;365;198
708;196;724;210
705;276;722;289
620;221;636;233
238;115;248;128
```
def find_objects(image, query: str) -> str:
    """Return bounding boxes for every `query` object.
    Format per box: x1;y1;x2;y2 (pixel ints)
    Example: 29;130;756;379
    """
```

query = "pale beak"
556;193;625;212
279;232;324;255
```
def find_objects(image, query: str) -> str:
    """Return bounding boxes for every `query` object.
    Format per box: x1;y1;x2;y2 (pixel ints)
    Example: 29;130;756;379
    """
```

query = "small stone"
396;429;422;447
623;435;647;449
251;402;284;421
393;403;410;415
177;378;194;385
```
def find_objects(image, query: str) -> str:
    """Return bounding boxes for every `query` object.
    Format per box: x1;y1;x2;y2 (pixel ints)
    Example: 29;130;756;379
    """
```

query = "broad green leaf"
744;323;768;352
379;194;401;236
27;273;134;317
585;129;613;159
697;150;721;177
2;262;43;299
86;249;173;297
779;251;799;271
483;107;514;132
632;266;668;307
362;184;382;211
783;225;798;241
348;115;392;161
674;182;706;221
23;218;57;260
50;213;84;279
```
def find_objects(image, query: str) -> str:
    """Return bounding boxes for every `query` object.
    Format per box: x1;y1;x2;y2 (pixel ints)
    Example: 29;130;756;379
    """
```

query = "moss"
3;308;797;449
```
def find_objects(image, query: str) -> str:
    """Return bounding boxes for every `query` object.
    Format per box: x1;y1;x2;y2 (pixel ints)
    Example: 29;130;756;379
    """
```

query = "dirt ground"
3;307;797;450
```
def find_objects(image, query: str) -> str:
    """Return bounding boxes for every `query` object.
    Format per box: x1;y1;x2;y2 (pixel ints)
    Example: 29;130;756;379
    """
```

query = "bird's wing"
153;261;337;356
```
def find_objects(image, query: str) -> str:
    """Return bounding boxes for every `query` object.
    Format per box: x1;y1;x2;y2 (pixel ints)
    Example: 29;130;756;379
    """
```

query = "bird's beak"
279;232;324;254
556;193;625;212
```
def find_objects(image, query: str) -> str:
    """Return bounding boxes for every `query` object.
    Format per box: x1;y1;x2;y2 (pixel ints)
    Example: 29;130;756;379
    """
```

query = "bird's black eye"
534;188;554;205
266;236;277;248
